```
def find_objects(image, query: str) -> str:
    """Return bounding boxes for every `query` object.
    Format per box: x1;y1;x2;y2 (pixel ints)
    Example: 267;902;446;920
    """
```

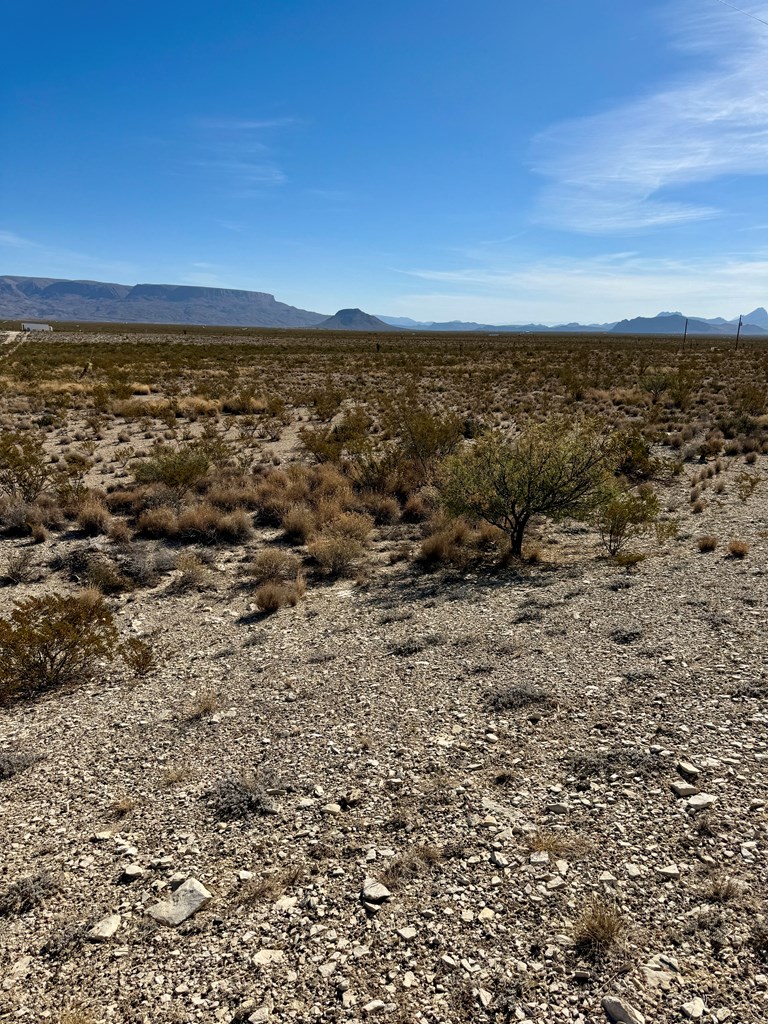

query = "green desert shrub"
133;442;210;497
0;433;50;502
0;592;120;701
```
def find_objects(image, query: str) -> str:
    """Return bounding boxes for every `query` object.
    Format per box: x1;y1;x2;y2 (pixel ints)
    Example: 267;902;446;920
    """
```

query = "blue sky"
3;0;768;323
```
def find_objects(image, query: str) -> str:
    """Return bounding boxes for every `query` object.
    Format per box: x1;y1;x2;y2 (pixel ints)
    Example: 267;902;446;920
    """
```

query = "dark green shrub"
615;431;660;482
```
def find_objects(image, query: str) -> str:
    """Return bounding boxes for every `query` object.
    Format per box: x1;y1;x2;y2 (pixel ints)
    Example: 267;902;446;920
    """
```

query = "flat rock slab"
147;878;212;926
361;877;392;902
602;995;646;1024
89;913;121;941
253;948;285;967
682;998;706;1020
688;793;717;813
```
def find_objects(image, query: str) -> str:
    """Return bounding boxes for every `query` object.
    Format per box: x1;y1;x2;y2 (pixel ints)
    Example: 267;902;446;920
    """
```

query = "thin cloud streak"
532;0;768;232
397;252;768;322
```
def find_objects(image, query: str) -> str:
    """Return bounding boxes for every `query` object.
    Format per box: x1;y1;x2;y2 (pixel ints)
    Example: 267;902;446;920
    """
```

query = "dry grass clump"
697;534;718;552
0;871;58;917
237;865;305;905
205;477;260;511
0;749;40;780
136;502;252;544
76;498;112;536
175;503;252;544
280;503;316;543
254;579;306;614
525;830;590;859
172;551;211;591
110;795;137;818
572;896;627;958
185;688;220;720
417;516;505;570
379;845;444;891
248;548;302;585
307;533;365;577
360;490;401;524
704;872;743;904
161;765;192;787
208;773;280;820
136;505;178;538
60;1009;97;1024
727;538;749;558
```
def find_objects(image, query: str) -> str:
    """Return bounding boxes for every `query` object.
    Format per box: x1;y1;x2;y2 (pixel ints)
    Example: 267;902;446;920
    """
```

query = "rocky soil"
1;457;767;1024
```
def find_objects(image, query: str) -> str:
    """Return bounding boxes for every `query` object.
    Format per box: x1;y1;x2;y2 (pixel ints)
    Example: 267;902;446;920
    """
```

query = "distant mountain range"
2;275;767;335
379;309;768;335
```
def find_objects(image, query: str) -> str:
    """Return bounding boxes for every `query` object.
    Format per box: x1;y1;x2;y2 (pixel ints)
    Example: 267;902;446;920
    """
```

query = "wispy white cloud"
304;187;357;203
195;117;298;131
194;158;286;186
0;230;38;249
532;0;768;232
0;228;136;280
396;251;768;322
189;115;295;195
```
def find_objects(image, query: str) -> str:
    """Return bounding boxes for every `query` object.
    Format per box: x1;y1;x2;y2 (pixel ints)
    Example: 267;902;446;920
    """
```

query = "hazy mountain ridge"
610;312;768;336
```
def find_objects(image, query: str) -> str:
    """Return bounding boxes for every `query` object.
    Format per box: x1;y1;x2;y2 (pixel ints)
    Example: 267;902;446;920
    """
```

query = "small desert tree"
440;421;616;558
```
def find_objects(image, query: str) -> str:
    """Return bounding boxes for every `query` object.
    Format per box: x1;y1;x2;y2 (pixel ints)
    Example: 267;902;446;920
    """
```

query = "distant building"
21;322;53;332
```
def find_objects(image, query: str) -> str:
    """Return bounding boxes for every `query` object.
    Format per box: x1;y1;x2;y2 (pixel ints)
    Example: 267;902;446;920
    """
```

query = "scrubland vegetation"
1;329;766;603
1;327;767;1023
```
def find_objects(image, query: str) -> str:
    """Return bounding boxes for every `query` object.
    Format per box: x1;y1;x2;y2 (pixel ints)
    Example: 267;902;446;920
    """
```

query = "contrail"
713;0;768;29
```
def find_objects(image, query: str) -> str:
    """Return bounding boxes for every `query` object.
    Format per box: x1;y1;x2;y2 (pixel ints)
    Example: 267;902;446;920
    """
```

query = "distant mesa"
313;308;403;331
0;276;327;328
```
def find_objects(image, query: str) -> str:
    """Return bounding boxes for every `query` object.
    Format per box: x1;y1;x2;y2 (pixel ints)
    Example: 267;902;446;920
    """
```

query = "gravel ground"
1;456;767;1024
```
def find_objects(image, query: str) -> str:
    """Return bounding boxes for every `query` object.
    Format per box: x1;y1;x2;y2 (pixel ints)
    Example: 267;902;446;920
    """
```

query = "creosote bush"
133;441;210;496
0;432;50;502
596;487;660;557
0;592;120;701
